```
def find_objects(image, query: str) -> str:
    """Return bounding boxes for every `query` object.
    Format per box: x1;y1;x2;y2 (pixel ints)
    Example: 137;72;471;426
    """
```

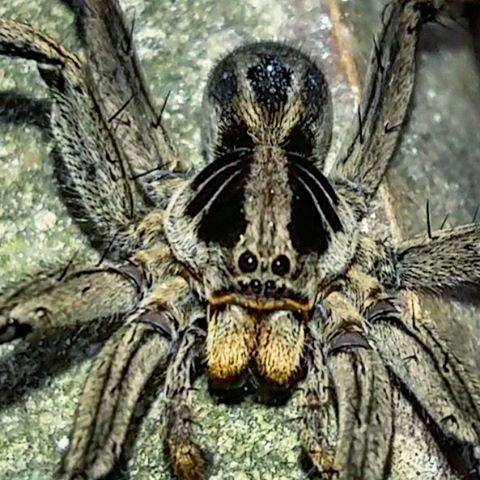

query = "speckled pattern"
0;0;479;479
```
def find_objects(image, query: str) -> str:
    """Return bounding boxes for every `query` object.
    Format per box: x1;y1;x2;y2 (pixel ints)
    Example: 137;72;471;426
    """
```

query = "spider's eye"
249;279;262;293
271;255;291;276
238;251;258;273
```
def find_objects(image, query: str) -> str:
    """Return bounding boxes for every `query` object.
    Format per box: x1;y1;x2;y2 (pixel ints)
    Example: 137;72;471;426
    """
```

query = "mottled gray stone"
0;0;479;479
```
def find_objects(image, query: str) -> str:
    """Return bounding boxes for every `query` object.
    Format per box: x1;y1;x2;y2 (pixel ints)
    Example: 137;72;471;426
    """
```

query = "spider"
0;0;479;479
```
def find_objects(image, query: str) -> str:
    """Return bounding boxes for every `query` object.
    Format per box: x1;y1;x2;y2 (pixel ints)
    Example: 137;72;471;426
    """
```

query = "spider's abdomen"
201;42;333;164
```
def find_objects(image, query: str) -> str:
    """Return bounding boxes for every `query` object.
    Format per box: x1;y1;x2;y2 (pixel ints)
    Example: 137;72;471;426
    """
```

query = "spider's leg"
0;18;156;259
61;309;180;480
0;91;51;130
61;269;193;480
395;223;480;294
327;347;393;480
367;299;480;476
300;321;337;478
62;0;182;192
330;0;428;200
0;262;143;344
301;295;394;480
164;318;206;480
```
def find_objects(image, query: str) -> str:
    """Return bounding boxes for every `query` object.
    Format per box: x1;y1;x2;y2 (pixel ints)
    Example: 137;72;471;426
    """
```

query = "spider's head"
165;42;359;318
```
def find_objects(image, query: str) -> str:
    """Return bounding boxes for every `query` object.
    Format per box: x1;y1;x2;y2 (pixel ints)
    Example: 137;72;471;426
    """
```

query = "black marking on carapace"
289;157;342;235
189;156;241;201
300;158;338;205
215;121;255;160
282;124;314;159
187;158;241;221
197;171;247;246
288;166;330;255
187;154;251;247
246;54;293;107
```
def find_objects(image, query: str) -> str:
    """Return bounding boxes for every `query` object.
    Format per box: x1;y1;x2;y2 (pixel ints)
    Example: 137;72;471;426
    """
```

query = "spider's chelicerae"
0;0;480;479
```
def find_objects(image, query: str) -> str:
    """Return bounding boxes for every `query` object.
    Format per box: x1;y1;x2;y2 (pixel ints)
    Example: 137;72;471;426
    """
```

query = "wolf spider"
0;0;479;479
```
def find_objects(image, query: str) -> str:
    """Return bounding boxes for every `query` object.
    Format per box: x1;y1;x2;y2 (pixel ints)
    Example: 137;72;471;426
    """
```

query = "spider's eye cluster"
238;251;292;277
238;250;290;277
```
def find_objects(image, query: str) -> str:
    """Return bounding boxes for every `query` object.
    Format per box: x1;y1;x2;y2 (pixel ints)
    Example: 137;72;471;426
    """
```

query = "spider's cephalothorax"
165;43;359;398
1;1;480;480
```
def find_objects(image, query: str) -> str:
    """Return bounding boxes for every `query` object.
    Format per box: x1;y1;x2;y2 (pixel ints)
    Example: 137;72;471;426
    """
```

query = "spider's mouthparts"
208;292;312;319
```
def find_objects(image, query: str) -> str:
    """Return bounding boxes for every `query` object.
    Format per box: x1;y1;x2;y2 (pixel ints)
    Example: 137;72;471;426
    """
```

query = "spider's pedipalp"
0;263;142;344
331;0;422;203
63;0;182;191
395;224;480;294
254;310;305;404
206;305;256;403
61;312;177;480
164;320;207;480
367;300;480;476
